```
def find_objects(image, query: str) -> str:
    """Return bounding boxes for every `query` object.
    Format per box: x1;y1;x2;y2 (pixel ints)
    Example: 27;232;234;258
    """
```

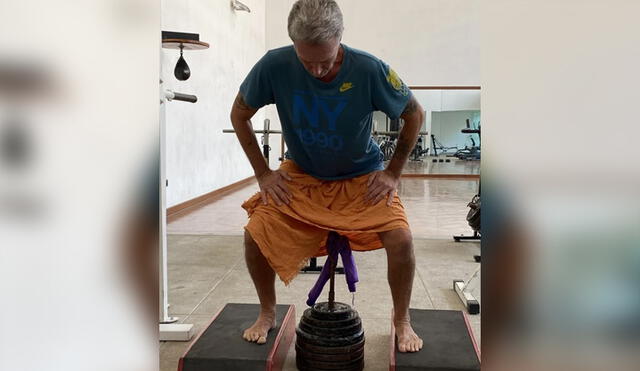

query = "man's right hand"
256;169;293;206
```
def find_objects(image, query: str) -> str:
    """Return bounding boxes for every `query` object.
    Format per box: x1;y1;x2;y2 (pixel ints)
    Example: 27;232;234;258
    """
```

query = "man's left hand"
365;170;400;206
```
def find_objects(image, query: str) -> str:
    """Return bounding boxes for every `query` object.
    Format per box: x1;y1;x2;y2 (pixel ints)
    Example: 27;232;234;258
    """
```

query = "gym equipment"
296;303;365;371
389;309;480;371
223;119;284;167
453;230;480;242
177;303;296;371
452;120;480;161
452;175;481;315
379;137;396;161
296;232;364;371
372;130;429;161
410;136;429;161
452;192;481;314
372;131;429;136
159;33;208;341
454;264;481;315
429;134;458;158
159;84;198;340
453;185;481;243
162;31;210;81
301;257;345;274
465;195;480;233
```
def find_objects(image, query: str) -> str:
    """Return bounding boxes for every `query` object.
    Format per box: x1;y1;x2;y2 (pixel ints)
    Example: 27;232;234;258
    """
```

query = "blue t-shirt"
239;44;412;180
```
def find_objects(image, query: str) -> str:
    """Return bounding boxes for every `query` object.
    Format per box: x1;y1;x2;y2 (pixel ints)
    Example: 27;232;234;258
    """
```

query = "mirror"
372;87;481;176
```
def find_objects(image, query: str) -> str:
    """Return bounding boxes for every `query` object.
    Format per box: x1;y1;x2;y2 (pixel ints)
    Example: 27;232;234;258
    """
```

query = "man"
230;0;424;353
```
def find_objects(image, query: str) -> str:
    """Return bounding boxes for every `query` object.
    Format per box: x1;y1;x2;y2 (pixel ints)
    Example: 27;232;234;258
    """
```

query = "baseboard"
167;176;255;222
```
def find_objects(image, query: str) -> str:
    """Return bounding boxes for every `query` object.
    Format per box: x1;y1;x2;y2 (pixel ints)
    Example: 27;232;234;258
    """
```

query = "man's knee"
381;229;414;259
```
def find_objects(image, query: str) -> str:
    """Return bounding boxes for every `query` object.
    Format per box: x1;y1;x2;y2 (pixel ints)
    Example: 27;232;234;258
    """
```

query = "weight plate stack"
296;302;365;371
466;195;481;233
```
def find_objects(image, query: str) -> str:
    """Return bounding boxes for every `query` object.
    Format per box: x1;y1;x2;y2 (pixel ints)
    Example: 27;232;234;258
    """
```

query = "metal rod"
372;130;428;136
172;92;197;103
222;129;283;134
329;253;336;311
164;90;197;103
223;129;426;136
262;119;270;160
327;234;339;311
280;134;285;162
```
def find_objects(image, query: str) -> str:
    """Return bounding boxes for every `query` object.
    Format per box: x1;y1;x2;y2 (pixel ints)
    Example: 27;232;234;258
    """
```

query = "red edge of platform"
177;305;225;371
462;311;481;363
389;309;396;371
266;305;296;371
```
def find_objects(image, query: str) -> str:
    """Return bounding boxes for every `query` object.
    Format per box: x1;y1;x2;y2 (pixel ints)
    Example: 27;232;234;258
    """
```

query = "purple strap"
306;232;359;306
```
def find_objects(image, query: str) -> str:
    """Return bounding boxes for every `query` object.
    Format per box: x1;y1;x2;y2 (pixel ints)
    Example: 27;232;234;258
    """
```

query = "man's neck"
317;45;344;83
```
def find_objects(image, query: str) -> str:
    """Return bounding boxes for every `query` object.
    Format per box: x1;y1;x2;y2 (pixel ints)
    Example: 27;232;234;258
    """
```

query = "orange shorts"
242;160;409;284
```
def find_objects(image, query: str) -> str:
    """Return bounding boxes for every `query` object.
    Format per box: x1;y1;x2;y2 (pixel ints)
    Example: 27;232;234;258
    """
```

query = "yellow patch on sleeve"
386;68;409;96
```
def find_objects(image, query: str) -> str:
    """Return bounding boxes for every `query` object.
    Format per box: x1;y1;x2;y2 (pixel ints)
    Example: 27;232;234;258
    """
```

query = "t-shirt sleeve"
239;52;275;109
371;59;412;119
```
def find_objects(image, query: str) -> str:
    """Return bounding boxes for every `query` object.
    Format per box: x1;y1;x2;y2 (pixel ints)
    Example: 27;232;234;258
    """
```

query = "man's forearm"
230;93;269;177
231;117;269;177
386;97;424;178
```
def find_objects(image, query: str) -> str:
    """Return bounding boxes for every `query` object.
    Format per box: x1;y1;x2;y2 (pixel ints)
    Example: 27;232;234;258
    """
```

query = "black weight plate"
302;308;359;328
295;344;364;362
310;302;354;321
296;327;364;347
298;318;362;337
296;336;365;355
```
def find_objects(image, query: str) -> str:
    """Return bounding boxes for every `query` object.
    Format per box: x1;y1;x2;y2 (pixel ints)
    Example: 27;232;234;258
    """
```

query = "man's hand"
365;170;400;206
256;169;293;206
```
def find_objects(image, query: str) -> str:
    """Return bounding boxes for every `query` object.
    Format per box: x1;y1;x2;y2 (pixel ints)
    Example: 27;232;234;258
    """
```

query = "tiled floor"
403;158;480;175
162;160;481;371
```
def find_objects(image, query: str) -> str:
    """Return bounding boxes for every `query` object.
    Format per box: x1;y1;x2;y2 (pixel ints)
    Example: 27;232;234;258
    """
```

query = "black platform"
178;303;296;371
390;309;480;371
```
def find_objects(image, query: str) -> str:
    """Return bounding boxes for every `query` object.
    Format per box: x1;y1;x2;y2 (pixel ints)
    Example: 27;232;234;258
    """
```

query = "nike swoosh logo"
339;83;354;92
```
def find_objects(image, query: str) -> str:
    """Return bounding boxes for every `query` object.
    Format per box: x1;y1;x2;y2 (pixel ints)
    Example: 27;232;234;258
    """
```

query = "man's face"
293;37;341;79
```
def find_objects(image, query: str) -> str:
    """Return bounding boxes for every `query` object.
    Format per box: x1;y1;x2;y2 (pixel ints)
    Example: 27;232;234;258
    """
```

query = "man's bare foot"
395;320;423;352
242;310;276;344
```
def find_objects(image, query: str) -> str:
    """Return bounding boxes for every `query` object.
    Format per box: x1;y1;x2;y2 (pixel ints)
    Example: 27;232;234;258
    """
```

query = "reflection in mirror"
372;87;481;176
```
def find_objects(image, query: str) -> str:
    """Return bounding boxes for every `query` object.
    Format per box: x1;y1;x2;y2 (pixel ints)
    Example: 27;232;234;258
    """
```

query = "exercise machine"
453;119;481;161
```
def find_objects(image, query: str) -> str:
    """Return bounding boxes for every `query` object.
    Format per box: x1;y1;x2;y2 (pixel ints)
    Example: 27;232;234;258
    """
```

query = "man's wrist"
255;167;270;178
252;159;270;178
384;165;402;179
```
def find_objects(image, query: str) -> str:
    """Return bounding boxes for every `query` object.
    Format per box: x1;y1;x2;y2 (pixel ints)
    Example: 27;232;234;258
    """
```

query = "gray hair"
287;0;344;43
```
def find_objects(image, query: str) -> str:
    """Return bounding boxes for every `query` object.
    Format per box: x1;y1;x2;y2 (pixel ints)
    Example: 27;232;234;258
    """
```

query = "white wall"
266;0;480;85
162;0;266;207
